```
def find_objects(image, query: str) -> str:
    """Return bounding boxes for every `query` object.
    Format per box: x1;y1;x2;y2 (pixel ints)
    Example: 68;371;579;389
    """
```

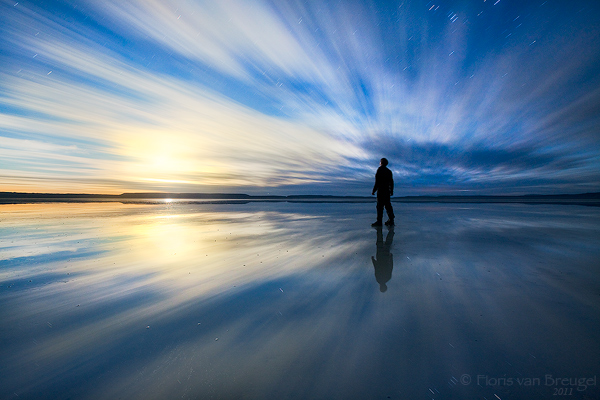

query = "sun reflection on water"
1;202;599;399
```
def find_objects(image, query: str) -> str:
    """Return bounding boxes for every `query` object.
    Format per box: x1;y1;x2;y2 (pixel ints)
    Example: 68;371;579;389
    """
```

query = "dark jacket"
372;166;394;197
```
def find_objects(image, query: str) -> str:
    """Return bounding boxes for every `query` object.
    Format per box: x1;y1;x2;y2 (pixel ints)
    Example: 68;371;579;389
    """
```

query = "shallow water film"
1;202;599;399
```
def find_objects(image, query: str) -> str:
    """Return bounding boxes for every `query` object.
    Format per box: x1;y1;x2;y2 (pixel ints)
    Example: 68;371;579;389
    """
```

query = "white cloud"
1;0;599;194
0;4;363;193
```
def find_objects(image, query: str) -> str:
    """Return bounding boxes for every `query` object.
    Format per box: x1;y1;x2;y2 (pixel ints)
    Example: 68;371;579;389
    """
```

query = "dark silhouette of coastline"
1;191;599;206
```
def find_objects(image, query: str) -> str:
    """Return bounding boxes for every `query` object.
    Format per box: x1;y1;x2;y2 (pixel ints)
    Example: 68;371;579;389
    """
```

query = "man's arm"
372;172;378;195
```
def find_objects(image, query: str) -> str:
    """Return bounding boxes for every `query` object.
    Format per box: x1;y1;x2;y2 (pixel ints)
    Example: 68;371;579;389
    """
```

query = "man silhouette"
372;226;394;292
371;158;395;227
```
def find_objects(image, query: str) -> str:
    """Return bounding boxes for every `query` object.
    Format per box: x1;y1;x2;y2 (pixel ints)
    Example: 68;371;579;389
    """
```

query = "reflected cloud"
1;203;600;398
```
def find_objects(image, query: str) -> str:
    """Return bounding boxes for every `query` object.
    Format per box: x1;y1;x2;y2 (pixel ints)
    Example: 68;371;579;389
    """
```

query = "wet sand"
1;202;599;399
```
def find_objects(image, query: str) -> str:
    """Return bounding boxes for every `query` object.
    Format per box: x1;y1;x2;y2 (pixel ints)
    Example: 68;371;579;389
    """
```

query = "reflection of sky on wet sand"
1;202;599;399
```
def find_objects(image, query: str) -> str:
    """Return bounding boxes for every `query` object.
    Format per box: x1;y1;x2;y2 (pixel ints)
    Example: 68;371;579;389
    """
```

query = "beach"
1;201;599;399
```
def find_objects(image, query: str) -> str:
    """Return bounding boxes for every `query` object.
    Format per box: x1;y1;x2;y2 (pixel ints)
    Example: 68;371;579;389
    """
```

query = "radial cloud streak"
1;0;599;195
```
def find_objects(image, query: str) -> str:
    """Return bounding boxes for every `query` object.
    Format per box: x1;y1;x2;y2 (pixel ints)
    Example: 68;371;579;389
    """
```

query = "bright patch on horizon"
140;178;200;185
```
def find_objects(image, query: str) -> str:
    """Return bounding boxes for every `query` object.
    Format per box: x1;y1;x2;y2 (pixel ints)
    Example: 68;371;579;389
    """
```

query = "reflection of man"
371;158;395;227
371;226;394;293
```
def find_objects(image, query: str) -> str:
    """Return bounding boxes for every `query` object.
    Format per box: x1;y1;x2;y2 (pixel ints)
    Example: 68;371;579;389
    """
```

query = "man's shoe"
384;219;395;226
371;221;383;227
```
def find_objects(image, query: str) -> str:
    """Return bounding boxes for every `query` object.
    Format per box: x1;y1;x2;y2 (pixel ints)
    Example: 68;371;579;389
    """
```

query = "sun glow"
140;178;200;185
1;1;598;195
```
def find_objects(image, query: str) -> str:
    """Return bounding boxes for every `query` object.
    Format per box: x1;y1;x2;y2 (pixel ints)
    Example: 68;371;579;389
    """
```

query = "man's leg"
384;200;395;225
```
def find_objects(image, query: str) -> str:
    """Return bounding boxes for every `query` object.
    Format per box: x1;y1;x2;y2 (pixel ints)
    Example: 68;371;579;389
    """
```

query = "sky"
1;0;599;196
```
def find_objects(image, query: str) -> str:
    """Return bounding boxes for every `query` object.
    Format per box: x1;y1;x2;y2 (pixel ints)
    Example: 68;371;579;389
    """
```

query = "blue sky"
1;0;599;195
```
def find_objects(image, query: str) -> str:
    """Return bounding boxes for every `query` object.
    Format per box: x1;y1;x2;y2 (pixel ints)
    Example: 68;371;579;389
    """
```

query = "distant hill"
118;192;253;199
1;191;599;205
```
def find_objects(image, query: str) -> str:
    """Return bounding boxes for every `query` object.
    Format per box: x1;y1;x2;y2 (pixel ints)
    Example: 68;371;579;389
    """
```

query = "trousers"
376;195;395;222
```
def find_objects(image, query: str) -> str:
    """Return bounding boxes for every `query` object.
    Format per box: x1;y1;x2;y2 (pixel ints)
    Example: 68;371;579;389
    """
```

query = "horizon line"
1;191;599;199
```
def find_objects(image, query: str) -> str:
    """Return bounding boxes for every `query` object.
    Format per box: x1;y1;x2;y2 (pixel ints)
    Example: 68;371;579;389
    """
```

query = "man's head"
380;158;388;167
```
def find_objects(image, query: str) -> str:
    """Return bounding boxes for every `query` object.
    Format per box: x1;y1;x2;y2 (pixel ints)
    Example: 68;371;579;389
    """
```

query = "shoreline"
1;195;599;206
